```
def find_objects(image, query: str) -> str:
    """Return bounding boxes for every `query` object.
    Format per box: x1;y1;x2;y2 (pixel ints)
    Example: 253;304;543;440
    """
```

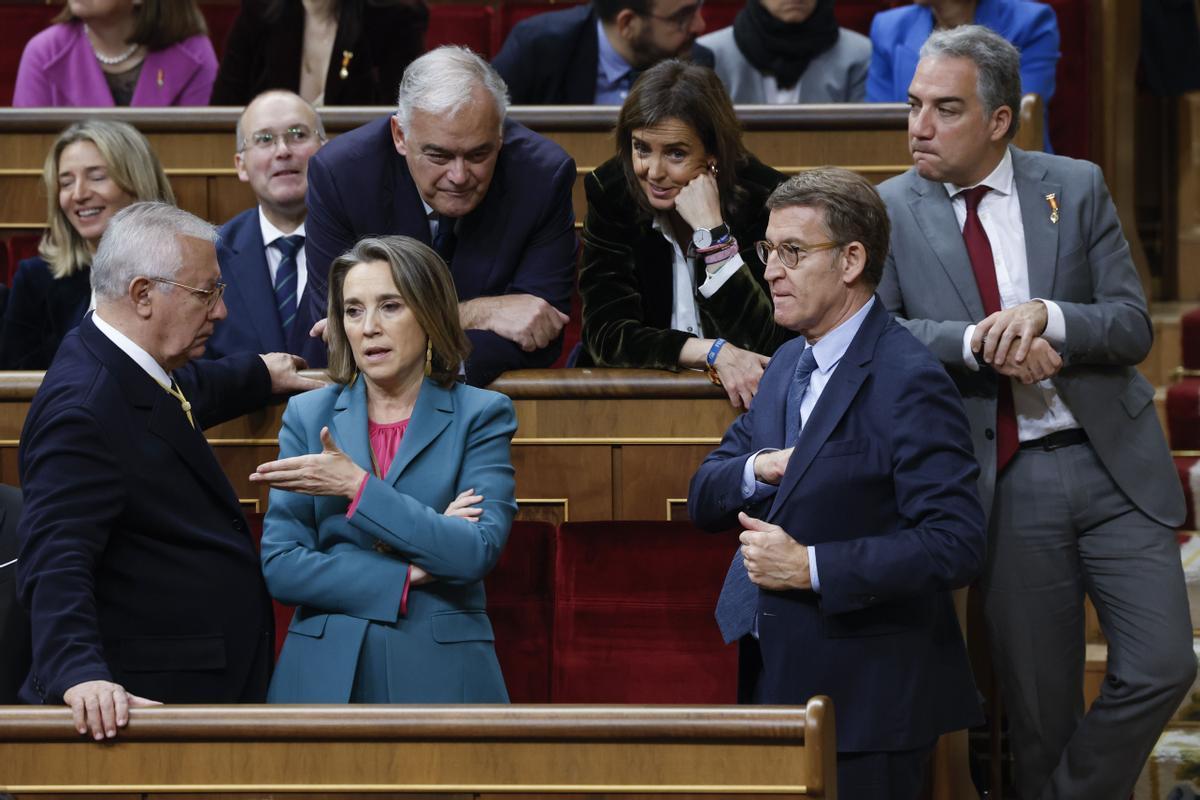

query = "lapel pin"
1045;192;1059;224
339;50;354;80
156;68;164;88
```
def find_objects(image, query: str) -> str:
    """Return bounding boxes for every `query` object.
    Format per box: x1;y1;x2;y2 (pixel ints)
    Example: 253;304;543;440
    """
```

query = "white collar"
91;309;173;389
257;206;306;247
942;148;1015;199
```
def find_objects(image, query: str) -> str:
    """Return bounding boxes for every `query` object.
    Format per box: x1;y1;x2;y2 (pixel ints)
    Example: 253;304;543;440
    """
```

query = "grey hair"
920;24;1023;140
235;89;326;152
395;46;509;133
92;202;218;299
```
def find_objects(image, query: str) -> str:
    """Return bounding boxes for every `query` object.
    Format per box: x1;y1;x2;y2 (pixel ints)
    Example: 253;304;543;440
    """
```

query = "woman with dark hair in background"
211;0;428;106
0;120;175;369
14;0;217;107
580;60;794;409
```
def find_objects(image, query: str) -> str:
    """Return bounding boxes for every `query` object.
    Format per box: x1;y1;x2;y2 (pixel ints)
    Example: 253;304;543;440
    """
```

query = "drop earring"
424;339;433;377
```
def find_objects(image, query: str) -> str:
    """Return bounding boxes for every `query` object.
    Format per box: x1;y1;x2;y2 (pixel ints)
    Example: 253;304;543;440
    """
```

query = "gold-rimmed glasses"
148;277;227;309
239;125;318;152
754;239;842;269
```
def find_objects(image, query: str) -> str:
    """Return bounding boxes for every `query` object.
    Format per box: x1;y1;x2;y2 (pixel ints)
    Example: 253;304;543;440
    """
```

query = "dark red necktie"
960;185;1019;472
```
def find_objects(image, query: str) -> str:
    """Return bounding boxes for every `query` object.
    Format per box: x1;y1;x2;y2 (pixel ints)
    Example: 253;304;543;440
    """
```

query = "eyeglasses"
148;277;227;309
640;0;704;31
755;239;842;269
240;125;318;152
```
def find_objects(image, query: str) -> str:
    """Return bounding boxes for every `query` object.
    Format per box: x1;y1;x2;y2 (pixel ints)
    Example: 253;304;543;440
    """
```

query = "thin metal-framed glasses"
754;239;842;269
640;0;704;31
239;125;318;152
148;277;227;309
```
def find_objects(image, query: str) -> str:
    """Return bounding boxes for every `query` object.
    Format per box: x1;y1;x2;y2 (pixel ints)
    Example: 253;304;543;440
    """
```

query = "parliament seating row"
0;0;1094;159
248;514;742;705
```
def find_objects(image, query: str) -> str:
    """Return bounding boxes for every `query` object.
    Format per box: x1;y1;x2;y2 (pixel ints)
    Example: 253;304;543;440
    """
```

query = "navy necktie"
273;234;304;335
432;216;457;264
784;346;819;449
714;345;818;644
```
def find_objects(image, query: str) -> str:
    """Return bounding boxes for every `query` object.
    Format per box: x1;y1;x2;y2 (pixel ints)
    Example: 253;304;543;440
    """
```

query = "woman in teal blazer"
252;236;516;703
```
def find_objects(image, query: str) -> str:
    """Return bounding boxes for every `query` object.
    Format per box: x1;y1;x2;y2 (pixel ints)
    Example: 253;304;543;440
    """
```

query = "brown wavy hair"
55;0;207;50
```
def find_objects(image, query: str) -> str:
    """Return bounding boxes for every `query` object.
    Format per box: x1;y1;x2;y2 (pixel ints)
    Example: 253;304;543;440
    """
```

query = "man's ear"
989;104;1014;143
614;8;641;40
390;115;409;157
234;151;249;184
840;242;867;285
129;277;154;319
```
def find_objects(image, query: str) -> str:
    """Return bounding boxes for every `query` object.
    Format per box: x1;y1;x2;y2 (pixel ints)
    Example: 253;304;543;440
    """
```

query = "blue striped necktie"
272;234;304;335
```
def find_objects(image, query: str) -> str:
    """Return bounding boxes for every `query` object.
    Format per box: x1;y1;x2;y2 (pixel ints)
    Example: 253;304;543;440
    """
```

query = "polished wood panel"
0;702;837;798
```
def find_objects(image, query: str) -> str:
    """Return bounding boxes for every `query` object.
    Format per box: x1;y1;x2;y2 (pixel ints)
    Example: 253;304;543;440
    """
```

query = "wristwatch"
692;223;730;250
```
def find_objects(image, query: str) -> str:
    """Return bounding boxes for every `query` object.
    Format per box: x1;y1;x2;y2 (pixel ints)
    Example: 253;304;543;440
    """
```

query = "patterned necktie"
784;346;819;449
960;185;1018;472
273;234;304;336
432;216;457;264
164;379;194;429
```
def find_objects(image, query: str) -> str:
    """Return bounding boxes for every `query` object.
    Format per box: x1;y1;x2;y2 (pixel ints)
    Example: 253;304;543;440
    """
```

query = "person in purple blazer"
13;0;217;107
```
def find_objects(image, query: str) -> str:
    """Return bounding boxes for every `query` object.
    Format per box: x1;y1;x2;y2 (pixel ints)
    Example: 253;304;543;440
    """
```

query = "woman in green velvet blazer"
580;60;795;409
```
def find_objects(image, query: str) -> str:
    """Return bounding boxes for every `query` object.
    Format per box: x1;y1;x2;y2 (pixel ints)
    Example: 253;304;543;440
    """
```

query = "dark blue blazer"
299;116;578;386
208;207;304;359
493;3;714;105
688;298;985;753
0;256;90;370
17;315;276;704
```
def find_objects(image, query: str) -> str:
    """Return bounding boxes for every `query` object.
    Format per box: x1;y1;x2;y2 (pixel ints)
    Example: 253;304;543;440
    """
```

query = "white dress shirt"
92;310;173;390
258;208;307;300
945;150;1080;440
651;215;745;339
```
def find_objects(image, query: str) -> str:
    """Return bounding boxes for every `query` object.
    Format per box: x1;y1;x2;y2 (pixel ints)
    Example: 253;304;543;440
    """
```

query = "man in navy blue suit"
17;203;321;742
493;0;713;105
298;46;576;386
207;90;325;360
689;168;985;800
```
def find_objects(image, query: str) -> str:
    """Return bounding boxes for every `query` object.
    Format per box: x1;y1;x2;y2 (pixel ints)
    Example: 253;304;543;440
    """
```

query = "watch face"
693;228;713;249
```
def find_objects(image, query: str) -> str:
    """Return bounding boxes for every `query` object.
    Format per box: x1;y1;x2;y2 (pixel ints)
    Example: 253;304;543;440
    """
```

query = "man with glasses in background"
493;0;713;104
16;203;321;740
206;90;325;359
689;168;985;799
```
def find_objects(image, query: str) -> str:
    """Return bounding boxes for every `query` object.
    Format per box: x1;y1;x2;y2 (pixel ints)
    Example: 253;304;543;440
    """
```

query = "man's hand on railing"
63;680;160;741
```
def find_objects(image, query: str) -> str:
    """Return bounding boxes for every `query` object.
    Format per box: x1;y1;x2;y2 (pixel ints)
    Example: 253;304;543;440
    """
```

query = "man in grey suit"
697;0;870;103
877;25;1195;800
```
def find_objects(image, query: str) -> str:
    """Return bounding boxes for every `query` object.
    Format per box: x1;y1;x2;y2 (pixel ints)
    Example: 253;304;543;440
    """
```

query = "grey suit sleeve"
1054;162;1153;367
877;253;973;368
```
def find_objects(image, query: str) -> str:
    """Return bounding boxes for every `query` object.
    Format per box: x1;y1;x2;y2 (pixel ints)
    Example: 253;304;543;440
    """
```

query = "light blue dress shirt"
739;296;877;592
594;19;636;104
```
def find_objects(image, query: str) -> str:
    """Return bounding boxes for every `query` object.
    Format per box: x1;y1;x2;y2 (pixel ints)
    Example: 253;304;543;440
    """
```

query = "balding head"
234;90;325;230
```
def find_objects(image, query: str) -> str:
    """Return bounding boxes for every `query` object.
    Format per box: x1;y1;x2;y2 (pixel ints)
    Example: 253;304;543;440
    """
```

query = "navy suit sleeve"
17;404;123;700
296;152;357;364
173;351;272;429
812;356;985;615
492;26;536;105
688;410;760;533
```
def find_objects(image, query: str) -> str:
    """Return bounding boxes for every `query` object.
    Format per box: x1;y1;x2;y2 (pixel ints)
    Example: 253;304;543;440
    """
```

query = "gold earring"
424;339;433;377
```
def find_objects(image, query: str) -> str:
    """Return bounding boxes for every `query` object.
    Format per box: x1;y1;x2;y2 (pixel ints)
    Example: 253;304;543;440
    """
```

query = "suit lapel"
1012;147;1062;299
225;214;287;353
908;177;985;320
331;376;373;475
768;301;885;518
383;379;452;485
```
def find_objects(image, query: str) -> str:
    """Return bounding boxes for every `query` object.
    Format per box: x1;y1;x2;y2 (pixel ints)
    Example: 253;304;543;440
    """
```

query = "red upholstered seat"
551;520;740;703
1175;455;1199;533
244;511;294;658
1182;308;1200;370
1168;378;1200;451
429;4;495;56
485;519;556;702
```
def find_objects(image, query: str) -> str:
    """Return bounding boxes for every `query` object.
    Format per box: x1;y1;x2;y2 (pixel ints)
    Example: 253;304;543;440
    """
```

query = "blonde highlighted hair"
41;120;175;280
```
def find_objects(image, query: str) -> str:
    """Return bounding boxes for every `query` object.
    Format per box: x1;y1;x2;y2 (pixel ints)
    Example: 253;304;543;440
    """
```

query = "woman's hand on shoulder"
444;488;484;522
716;344;770;411
674;171;724;232
250;426;367;499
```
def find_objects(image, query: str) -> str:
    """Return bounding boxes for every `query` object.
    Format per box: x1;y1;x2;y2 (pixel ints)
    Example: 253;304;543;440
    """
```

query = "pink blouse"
347;417;411;612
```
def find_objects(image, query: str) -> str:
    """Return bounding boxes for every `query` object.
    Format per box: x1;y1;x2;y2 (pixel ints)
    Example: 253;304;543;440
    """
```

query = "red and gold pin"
1045;192;1059;224
339;50;354;80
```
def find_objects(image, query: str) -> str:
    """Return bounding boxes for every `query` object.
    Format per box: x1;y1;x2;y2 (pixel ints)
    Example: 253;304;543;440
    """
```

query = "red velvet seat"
1175;455;1199;533
1168;378;1200;451
551;520;740;703
485;519;556;701
428;4;495;56
243;511;295;658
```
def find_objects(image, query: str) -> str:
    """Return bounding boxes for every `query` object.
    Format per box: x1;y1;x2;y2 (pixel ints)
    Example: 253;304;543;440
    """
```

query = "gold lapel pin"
339;50;354;80
156;68;164;88
1045;192;1059;224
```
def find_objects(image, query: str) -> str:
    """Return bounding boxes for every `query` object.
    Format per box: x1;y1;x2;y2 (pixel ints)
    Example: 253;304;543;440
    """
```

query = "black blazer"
493;3;714;104
0;257;90;370
210;0;428;106
0;484;27;704
579;154;795;369
17;315;275;704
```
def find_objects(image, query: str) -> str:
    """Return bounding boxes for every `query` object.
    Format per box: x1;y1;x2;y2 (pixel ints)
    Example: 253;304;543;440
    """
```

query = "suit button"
985;428;995;440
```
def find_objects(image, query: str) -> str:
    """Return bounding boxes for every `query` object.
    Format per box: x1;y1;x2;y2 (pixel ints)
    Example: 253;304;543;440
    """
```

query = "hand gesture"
714;343;770;410
259;352;326;395
250;426;368;499
753;448;793;486
971;300;1048;367
464;294;569;352
673;169;723;232
738;512;811;591
444;488;483;522
990;336;1063;384
63;680;160;741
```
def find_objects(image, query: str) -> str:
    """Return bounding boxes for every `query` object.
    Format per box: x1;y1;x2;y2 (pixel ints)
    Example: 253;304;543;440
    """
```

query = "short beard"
628;28;692;70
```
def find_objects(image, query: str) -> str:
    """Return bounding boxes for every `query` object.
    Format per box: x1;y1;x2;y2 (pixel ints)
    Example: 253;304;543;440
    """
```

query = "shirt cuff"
962;324;980;371
741;449;780;501
698;253;744;298
808;546;820;593
1036;299;1066;348
345;473;370;518
400;563;411;616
